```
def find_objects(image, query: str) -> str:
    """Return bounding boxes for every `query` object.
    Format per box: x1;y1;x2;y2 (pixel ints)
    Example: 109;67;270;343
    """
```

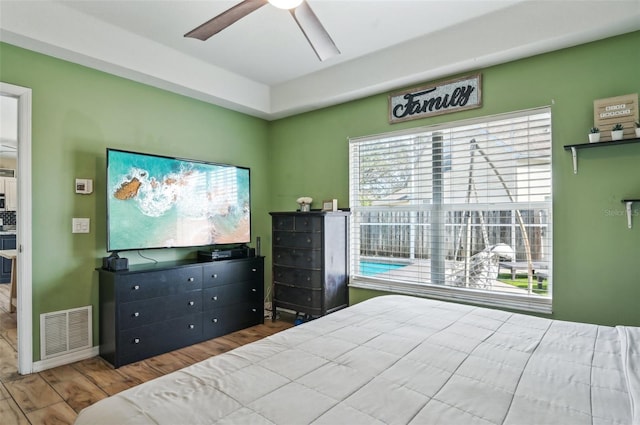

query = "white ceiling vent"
40;306;92;359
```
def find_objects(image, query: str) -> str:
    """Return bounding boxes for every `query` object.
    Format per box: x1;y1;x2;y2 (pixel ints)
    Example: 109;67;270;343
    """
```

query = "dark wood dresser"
98;257;264;368
270;211;350;321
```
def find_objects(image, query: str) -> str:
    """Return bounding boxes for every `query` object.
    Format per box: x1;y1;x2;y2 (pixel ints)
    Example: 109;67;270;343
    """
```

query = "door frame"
1;82;33;374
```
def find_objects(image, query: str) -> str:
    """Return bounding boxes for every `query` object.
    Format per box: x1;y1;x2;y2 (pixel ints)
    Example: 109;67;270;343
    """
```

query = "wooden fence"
357;209;548;262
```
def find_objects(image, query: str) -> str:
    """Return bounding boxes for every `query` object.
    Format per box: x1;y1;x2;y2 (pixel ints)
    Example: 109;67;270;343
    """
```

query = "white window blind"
349;108;552;313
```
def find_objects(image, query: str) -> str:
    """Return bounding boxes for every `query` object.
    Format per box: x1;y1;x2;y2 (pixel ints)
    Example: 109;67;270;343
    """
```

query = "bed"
75;295;639;424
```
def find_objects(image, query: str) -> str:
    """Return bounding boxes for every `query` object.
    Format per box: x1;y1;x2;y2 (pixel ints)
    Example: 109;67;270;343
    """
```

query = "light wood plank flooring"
0;283;292;425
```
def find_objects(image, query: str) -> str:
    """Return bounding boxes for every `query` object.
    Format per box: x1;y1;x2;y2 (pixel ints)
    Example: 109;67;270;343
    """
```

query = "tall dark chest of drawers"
98;257;263;368
270;211;350;320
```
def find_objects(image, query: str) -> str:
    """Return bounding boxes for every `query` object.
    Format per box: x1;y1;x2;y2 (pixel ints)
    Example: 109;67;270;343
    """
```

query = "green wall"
0;43;270;361
1;31;639;363
268;31;640;326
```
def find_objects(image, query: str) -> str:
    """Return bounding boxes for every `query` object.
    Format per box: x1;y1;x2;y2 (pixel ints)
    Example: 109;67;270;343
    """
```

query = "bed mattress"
75;295;640;424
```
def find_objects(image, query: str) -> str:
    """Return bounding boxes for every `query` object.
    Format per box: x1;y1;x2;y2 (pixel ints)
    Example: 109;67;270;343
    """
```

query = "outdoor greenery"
498;273;548;295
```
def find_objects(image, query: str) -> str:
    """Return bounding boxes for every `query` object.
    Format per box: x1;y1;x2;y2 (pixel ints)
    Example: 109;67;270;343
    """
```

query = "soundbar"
197;247;253;262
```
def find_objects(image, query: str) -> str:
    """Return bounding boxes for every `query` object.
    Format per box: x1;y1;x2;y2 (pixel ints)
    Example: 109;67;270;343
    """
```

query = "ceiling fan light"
268;0;303;10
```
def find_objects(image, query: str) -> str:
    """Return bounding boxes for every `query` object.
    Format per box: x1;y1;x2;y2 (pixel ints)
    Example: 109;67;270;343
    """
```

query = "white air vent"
40;306;92;360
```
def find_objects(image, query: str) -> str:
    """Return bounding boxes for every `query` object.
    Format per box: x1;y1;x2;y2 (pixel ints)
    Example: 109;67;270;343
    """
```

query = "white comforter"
76;295;639;424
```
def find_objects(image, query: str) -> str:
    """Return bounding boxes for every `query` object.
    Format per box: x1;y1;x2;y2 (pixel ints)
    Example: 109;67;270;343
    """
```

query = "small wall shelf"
564;137;640;174
622;199;640;229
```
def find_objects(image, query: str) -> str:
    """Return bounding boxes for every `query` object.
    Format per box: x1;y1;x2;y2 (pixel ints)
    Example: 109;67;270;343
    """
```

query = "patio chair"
448;243;514;289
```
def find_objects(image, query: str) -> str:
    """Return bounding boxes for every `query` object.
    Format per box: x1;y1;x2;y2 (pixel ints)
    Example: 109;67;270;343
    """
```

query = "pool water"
360;261;406;276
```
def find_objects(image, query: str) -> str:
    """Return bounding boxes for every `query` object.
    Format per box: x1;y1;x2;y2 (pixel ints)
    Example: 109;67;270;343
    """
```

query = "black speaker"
256;236;261;256
110;257;129;271
103;255;129;271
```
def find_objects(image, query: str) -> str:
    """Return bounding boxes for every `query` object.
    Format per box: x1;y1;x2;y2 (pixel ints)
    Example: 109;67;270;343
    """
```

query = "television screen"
106;148;250;252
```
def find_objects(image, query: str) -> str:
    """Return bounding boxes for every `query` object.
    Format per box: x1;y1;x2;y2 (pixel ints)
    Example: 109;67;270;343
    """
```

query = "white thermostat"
75;178;93;194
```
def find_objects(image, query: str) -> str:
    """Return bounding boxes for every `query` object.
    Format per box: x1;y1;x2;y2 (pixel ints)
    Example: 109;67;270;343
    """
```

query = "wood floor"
0;283;293;425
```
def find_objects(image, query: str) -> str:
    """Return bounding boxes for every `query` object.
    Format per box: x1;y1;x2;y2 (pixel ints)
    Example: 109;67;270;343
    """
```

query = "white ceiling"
1;0;639;121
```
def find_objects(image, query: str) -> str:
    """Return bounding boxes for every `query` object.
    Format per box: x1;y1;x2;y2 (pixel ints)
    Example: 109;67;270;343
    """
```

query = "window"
349;108;552;313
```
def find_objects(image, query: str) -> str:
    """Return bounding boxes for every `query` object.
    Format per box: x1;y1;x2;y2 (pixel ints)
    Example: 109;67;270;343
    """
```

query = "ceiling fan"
185;0;340;61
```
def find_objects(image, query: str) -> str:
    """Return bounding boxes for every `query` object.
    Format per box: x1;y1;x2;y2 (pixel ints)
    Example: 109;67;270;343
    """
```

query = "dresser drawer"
273;215;295;231
274;284;322;312
202;282;262;310
118;292;202;330
293;215;323;232
273;247;322;269
273;215;323;232
119;313;202;365
273;266;322;289
203;259;263;288
273;231;322;249
116;266;202;302
202;303;263;340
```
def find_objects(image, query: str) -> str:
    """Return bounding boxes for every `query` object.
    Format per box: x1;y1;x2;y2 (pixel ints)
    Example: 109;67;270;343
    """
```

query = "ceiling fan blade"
185;0;268;41
289;1;340;61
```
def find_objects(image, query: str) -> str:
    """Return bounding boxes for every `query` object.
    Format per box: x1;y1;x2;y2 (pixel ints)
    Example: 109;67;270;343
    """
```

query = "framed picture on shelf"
322;199;338;212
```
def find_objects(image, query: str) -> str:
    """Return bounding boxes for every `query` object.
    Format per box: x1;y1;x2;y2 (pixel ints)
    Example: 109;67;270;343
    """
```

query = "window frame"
348;107;553;314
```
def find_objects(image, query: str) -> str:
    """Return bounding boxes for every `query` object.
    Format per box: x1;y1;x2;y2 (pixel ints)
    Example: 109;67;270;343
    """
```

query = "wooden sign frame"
593;93;638;141
388;74;482;124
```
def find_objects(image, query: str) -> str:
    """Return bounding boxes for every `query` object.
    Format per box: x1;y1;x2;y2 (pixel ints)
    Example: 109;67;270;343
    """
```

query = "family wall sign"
389;74;482;124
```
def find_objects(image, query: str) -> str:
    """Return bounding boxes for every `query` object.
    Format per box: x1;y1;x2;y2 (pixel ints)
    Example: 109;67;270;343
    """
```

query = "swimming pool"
360;261;406;276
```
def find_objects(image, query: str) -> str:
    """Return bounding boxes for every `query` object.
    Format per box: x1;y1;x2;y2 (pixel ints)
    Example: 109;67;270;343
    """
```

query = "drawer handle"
211;296;218;301
133;338;140;344
306;238;311;244
212;318;218;323
188;324;195;329
187;277;195;282
188;301;195;306
132;285;140;291
133;312;140;317
252;268;257;272
212;274;218;279
251;288;256;292
251;308;257;312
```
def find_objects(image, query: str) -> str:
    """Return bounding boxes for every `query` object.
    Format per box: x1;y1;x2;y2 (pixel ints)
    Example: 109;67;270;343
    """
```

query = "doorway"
0;82;34;375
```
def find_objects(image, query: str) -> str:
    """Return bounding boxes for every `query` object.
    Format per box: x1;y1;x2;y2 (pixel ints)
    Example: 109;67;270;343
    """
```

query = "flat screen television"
106;148;250;252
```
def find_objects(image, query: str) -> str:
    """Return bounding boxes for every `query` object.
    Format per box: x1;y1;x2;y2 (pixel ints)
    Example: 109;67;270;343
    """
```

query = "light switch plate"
72;218;90;233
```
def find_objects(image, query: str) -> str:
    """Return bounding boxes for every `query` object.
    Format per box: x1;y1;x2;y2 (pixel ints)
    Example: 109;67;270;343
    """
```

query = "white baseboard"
31;346;100;373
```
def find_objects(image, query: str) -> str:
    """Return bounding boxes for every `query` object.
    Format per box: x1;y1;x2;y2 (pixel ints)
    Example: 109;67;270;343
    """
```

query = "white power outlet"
72;218;90;234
